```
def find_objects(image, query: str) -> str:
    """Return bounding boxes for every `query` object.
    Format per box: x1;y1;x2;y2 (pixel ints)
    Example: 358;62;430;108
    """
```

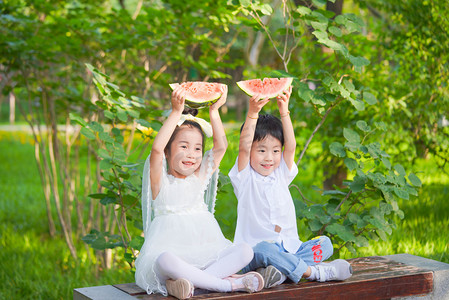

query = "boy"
229;88;352;288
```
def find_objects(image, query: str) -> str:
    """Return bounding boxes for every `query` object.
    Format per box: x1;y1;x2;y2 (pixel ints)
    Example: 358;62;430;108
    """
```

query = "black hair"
240;114;284;146
164;107;205;156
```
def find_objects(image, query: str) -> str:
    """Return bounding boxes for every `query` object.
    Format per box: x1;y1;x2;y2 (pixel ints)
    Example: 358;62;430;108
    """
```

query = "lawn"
0;130;447;299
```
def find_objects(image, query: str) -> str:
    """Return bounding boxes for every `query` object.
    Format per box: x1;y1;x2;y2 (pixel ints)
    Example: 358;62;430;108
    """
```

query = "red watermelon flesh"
169;81;226;109
236;77;293;99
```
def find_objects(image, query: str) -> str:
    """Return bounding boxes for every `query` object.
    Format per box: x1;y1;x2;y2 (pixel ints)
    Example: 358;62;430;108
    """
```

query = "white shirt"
229;154;302;253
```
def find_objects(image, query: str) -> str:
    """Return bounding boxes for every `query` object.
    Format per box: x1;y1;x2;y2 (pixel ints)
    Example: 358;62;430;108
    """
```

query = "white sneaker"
256;265;286;288
314;259;353;282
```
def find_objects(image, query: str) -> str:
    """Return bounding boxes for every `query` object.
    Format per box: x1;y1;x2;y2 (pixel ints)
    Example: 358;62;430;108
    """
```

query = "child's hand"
209;85;227;111
276;86;292;115
171;85;186;113
248;94;270;118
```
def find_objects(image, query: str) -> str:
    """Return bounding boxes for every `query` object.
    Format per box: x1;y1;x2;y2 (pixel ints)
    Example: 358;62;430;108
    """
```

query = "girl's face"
166;126;203;178
250;134;282;176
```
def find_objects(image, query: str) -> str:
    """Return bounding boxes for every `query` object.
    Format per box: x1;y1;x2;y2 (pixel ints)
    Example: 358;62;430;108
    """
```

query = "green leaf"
297;82;313;103
100;196;118;205
345;141;361;152
381;157;392;169
366;142;382;159
91;237;107;250
348;55;370;72
129;236;145;250
408;173;422;187
322;190;347;196
98;149;111;160
239;0;251;7
349;98;365;111
374;121;387;131
99;159;113;170
311;21;328;32
363;92;377;105
88;193;108;199
377;229;388;241
356;120;371;132
329;142;346;157
349;176;365;193
260;4;273;15
393;187;409;200
69;113;87;126
326;223;356;242
343;128;361;143
308;219;323;231
104;110;115;120
354;235;369;247
312;30;328;40
89;121;104;133
312;0;327;7
80;127;96;140
344;157;358;171
297;6;312;15
99;132;114;143
394;164;406;176
127;109;140;119
117;109;128;122
328;26;342;37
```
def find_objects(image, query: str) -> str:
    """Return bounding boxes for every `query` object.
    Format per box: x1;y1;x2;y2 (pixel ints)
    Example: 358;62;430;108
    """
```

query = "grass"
0;129;448;299
0;131;134;300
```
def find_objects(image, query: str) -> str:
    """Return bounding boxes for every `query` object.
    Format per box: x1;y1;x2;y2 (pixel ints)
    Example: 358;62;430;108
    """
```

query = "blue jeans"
241;236;333;283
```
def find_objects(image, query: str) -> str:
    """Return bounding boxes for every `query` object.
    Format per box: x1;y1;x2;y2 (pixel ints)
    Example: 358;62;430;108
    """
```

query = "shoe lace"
318;265;336;282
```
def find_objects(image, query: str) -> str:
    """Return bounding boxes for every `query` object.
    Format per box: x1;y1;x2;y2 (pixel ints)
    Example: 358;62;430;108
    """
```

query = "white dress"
135;150;232;295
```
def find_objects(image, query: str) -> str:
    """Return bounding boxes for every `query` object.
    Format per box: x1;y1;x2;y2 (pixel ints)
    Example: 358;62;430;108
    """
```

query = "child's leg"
156;251;232;292
295;236;352;282
294;236;334;266
203;243;254;278
155;250;261;293
241;241;308;283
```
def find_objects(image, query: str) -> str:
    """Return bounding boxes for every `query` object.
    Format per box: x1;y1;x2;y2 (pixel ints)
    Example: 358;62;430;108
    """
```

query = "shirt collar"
251;167;276;183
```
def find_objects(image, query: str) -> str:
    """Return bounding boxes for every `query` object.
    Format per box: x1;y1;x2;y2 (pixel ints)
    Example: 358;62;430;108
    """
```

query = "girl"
135;85;264;299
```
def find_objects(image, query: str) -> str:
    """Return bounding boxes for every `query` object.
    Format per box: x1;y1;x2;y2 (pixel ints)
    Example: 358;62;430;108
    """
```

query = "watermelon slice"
169;81;226;109
236;77;293;99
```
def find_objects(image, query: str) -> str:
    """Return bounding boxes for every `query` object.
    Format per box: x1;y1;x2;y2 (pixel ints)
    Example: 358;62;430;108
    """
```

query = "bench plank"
112;256;433;299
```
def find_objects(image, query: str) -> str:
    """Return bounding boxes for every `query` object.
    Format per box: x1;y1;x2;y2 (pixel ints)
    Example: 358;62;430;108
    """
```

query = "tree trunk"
9;92;15;124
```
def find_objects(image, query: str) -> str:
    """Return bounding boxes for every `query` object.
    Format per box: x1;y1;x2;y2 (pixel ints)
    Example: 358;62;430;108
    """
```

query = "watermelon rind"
236;77;293;99
169;82;224;109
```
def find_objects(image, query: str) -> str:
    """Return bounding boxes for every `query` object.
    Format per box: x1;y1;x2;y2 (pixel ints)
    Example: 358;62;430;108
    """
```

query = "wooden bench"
74;254;449;299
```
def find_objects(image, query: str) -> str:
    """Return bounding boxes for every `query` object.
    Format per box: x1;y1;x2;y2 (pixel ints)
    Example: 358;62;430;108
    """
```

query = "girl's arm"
150;87;185;199
209;85;228;171
238;95;270;171
277;86;295;169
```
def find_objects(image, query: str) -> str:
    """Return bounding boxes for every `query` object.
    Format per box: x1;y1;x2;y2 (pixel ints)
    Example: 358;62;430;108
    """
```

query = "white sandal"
226;271;264;293
165;278;194;299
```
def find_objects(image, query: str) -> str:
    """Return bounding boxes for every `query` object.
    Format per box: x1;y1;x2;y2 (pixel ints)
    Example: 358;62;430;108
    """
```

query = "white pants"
155;243;253;292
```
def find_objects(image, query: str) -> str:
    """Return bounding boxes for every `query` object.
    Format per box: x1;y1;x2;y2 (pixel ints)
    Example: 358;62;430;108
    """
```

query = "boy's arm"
150;87;185;198
238;95;270;171
209;85;228;171
277;86;295;170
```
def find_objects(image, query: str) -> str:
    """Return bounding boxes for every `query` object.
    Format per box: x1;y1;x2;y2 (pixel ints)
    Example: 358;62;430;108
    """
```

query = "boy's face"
250;134;282;176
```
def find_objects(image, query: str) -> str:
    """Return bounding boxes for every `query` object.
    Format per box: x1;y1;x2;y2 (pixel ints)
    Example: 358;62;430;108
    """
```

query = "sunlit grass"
0;132;133;300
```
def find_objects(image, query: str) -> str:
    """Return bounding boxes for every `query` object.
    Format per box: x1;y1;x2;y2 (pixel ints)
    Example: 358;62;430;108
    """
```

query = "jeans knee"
319;236;334;257
253;241;277;253
252;241;278;265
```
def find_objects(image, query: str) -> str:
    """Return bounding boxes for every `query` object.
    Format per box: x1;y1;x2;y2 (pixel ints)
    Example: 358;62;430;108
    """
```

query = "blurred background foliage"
0;0;448;299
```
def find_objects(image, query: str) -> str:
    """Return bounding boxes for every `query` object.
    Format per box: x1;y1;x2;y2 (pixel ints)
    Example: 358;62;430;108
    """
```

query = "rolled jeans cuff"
288;259;308;283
